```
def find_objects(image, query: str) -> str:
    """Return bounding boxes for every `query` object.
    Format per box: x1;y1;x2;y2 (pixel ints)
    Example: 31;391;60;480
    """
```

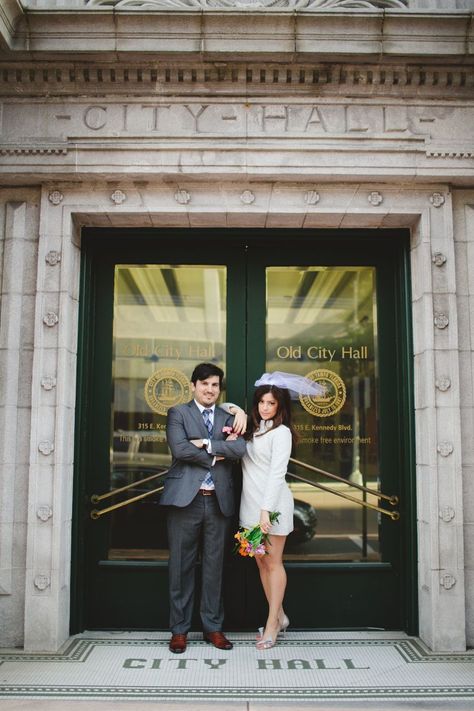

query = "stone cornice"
2;9;474;60
1;61;473;98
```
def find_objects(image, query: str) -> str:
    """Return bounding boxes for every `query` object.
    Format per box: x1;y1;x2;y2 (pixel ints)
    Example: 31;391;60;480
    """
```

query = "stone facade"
0;1;473;652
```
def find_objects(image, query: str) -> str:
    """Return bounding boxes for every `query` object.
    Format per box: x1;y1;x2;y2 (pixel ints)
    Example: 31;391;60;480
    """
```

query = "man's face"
192;375;221;407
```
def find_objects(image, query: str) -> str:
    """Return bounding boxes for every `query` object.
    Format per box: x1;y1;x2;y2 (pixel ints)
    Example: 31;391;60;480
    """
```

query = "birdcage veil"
254;371;326;398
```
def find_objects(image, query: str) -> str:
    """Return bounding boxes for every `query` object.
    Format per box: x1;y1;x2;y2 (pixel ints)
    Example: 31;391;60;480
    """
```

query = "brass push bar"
288;471;400;521
90;485;164;520
289;457;399;506
90;469;169;504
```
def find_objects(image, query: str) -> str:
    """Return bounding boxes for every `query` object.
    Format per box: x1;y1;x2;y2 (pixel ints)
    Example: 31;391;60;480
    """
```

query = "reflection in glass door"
266;267;380;563
110;265;226;562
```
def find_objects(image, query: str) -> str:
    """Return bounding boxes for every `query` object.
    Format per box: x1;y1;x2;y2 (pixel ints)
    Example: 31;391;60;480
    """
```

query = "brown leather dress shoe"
169;633;187;654
203;631;233;650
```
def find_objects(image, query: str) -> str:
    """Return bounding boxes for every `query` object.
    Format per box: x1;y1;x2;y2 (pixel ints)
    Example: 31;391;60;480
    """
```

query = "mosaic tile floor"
0;631;473;702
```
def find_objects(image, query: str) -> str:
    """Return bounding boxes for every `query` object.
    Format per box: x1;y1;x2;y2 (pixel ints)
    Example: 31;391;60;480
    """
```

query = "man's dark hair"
191;362;224;387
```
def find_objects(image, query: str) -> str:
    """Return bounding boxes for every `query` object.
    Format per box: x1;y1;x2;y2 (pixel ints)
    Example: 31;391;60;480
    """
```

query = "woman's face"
258;392;279;421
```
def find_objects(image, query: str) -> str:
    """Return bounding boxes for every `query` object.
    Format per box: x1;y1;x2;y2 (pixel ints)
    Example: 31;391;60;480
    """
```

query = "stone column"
23;187;80;652
0;195;39;647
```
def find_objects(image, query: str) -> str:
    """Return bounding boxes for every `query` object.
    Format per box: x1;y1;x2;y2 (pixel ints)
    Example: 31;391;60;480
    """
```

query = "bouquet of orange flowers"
233;511;281;557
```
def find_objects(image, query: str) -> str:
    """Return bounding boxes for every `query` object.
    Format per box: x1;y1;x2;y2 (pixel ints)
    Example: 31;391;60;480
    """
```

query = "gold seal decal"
299;369;346;418
144;368;191;415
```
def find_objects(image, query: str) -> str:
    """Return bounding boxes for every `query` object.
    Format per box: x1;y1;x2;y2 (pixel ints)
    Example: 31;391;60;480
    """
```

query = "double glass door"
73;230;416;634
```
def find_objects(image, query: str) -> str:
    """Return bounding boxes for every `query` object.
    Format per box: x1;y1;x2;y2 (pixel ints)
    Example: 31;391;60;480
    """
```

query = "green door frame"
71;228;417;635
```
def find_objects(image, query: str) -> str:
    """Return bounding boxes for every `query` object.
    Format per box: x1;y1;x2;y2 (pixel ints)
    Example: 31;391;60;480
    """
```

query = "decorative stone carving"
440;574;456;590
175;189;191;205
240;190;255;205
439;506;455;523
45;250;61;266
434;312;449;329
38;441;55;456
304;190;320;205
48;190;64;205
43;312;59;327
88;0;408;9
110;189;127;205
41;376;57;391
34;575;51;592
437;441;453;457
36;506;53;522
435;376;451;392
367;191;383;206
429;192;445;208
48;190;64;206
432;252;447;267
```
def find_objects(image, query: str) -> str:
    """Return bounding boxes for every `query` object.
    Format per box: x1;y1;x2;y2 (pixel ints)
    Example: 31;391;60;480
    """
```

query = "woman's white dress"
240;421;294;536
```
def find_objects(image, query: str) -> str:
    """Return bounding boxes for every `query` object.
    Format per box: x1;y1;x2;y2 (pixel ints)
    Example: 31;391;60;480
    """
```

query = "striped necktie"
202;409;214;488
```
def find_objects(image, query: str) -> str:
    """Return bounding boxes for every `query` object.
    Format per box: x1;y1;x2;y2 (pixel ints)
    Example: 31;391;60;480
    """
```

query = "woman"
225;371;324;649
241;382;296;650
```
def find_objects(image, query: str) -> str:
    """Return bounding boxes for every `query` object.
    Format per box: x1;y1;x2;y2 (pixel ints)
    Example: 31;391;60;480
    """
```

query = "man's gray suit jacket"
161;400;247;517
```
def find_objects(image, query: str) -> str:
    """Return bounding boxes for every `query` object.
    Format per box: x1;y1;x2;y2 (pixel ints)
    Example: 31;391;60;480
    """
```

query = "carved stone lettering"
262;105;289;132
184;105;209;133
141;104;171;132
84;105;107;130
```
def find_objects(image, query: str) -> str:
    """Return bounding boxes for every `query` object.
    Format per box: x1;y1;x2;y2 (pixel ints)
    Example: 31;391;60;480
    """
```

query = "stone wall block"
16;407;33;466
54;406;75;467
0;343;20;406
460;408;474;466
55;349;77;409
455;295;472;351
464;205;474;243
416;464;436;524
0;521;13;594
410;241;433;302
20;294;37;351
0;405;20;465
415;406;438;467
57;293;78;354
0;293;23;349
466;568;474;648
39;347;59;384
454;242;469;296
431;570;466;652
149;212;189;228
412;294;434;355
31;522;53;573
17;347;34;409
458;350;473;405
414;351;435;410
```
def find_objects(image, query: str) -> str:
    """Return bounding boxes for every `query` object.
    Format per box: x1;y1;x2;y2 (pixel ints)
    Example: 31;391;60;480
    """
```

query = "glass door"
73;230;415;634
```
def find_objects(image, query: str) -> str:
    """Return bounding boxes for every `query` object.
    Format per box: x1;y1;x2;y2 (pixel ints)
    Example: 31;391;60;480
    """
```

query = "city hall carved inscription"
0;101;460;141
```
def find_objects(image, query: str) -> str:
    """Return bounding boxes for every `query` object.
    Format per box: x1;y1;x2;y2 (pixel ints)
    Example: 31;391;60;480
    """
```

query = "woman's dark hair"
245;385;298;446
191;362;224;387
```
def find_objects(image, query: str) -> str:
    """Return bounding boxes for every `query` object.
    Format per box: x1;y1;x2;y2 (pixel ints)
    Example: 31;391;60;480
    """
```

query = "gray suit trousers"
167;492;230;634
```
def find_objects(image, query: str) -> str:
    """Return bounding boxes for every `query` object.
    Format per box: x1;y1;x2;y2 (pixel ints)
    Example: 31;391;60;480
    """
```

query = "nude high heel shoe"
279;614;290;635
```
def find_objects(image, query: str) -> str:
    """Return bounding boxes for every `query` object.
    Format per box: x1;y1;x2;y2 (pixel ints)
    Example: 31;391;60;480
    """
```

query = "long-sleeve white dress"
239;421;294;536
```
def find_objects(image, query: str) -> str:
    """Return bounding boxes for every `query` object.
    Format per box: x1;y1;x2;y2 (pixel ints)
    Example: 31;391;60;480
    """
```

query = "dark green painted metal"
72;228;416;633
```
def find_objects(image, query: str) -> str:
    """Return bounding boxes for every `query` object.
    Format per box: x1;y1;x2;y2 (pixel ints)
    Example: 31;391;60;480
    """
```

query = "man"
162;362;247;654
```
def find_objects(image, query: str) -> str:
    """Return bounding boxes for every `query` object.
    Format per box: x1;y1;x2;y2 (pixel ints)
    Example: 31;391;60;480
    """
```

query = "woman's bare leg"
255;535;287;643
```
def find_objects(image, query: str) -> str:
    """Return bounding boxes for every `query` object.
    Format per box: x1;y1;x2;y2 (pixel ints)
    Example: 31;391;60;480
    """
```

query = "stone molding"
1;63;473;99
87;0;408;8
